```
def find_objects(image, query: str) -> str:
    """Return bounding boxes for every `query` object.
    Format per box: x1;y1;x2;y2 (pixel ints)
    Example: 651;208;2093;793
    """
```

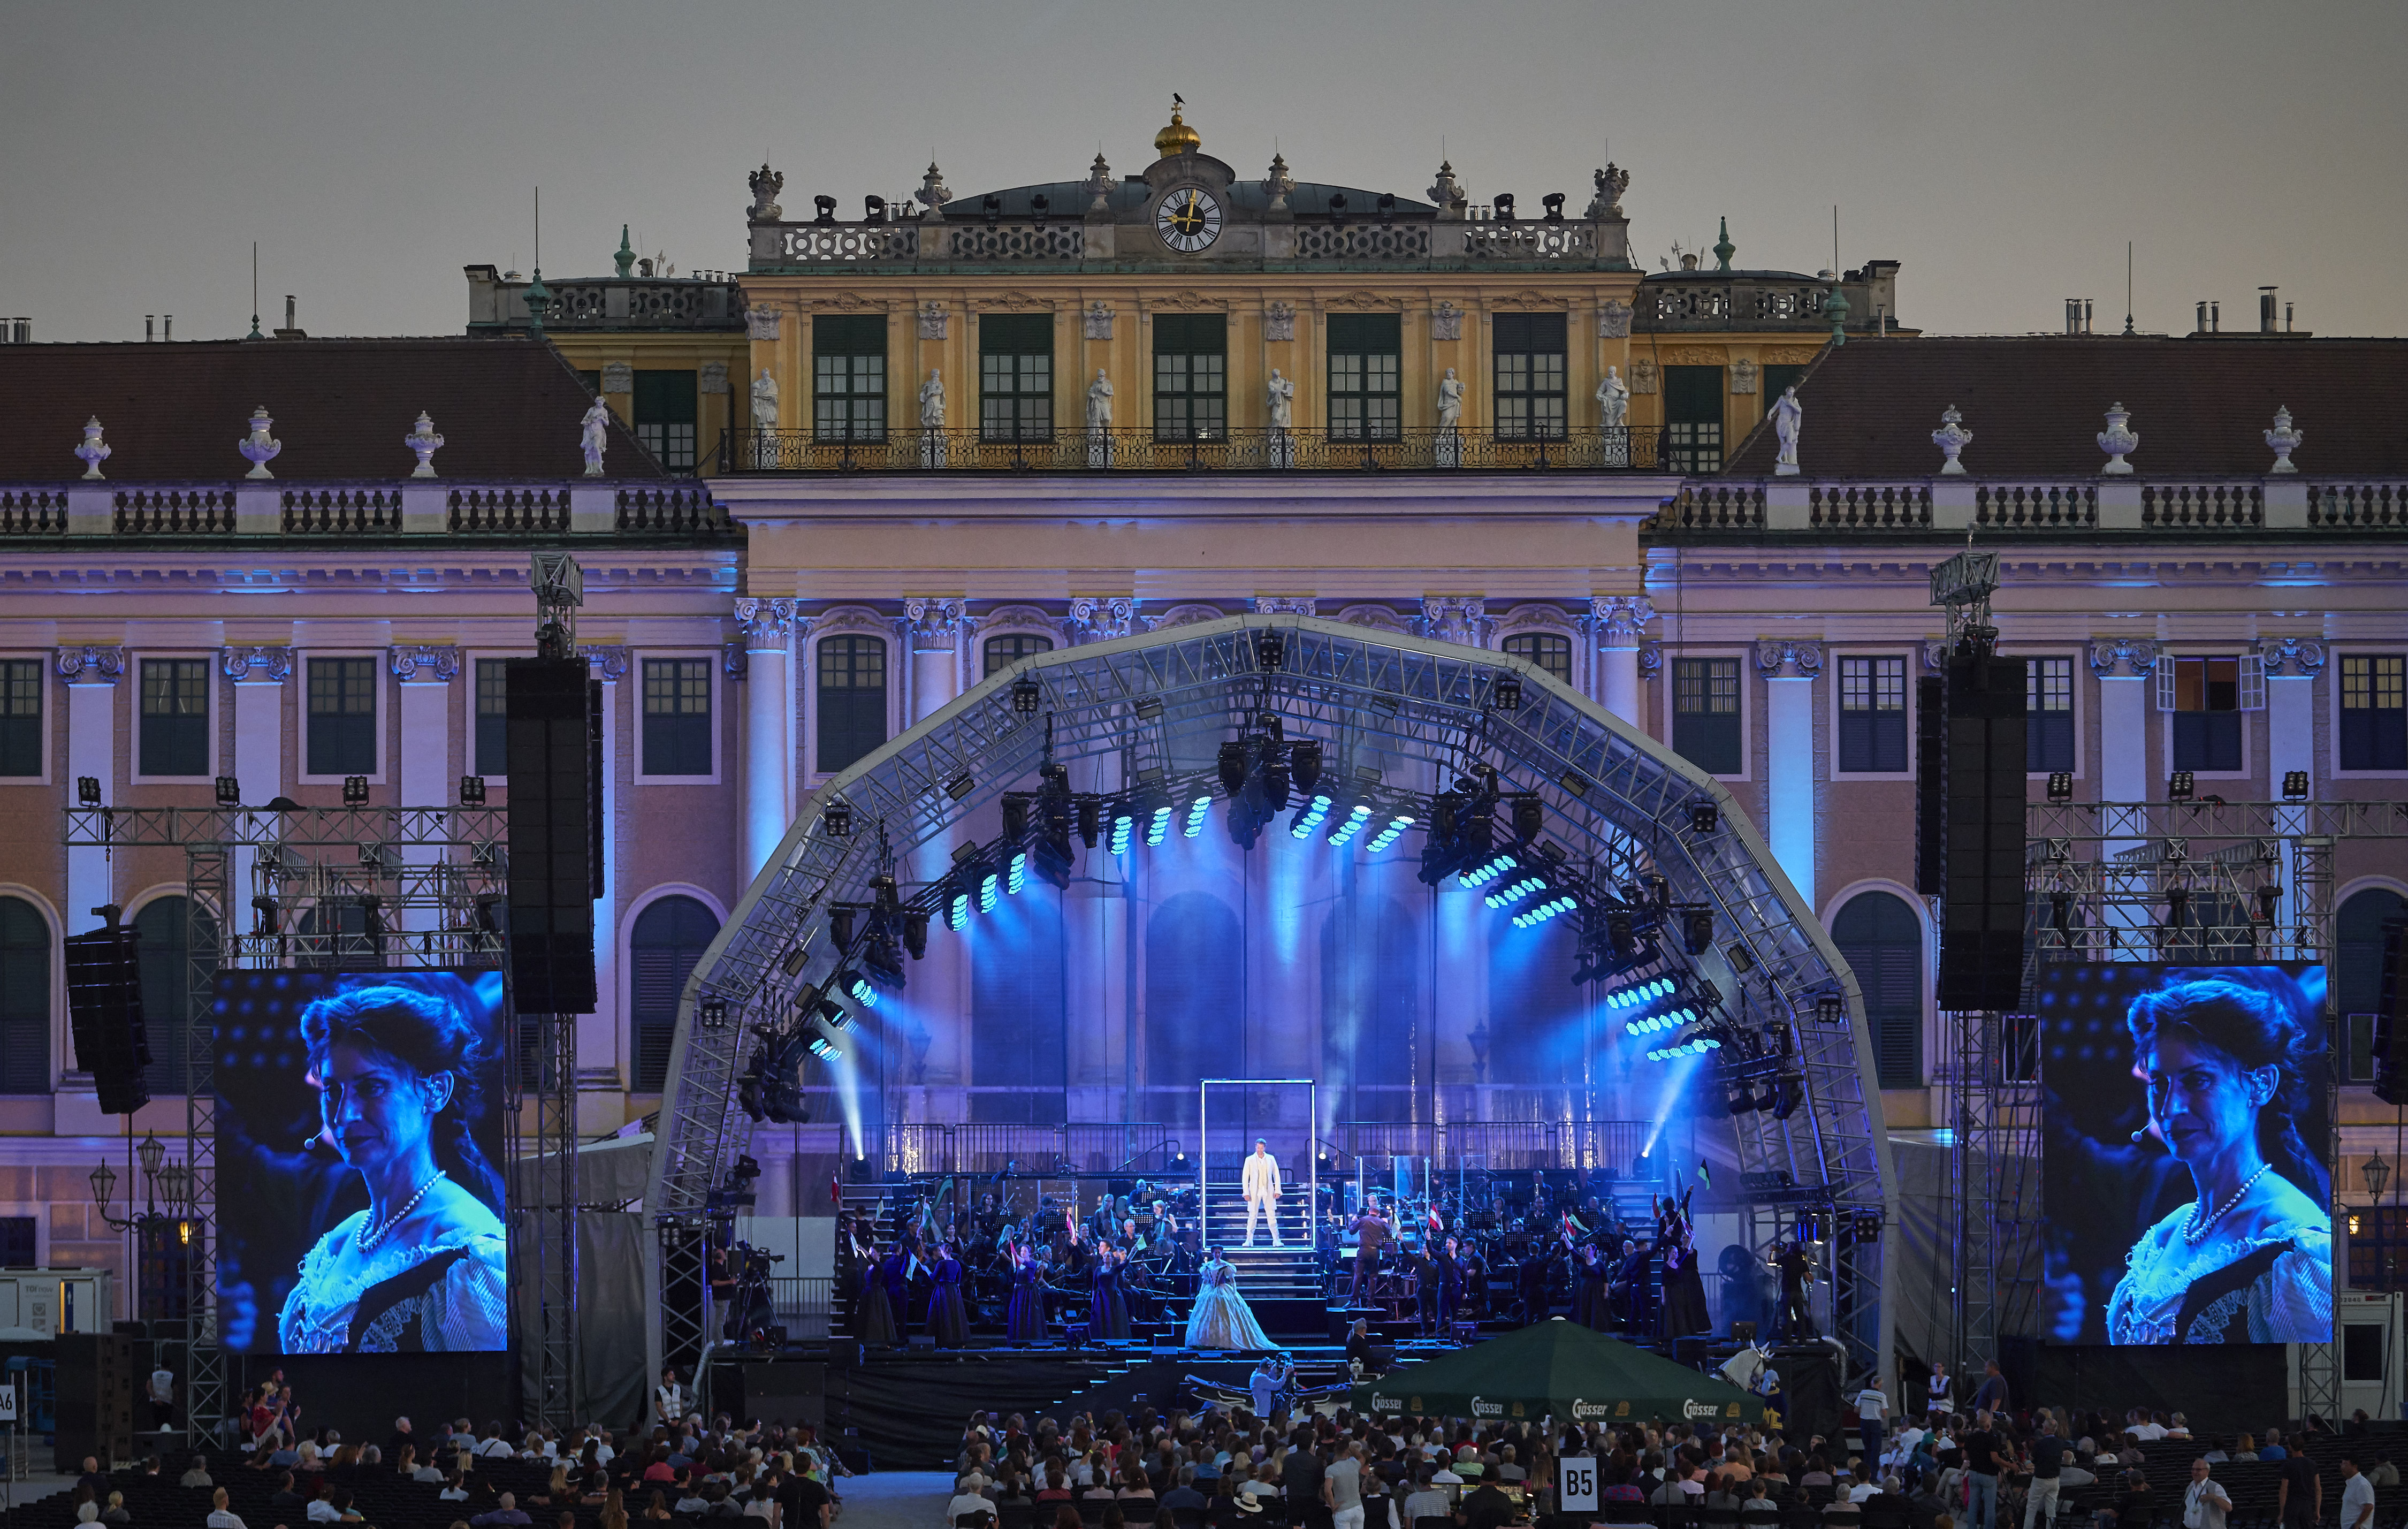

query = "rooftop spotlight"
2167;770;2196;802
1687;797;1718;835
2046;772;2074;803
1012;676;1041;714
1493;674;1522;711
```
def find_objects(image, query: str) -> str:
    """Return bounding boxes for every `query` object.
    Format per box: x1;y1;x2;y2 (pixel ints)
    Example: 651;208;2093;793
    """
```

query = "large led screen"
2039;962;2331;1345
213;970;510;1354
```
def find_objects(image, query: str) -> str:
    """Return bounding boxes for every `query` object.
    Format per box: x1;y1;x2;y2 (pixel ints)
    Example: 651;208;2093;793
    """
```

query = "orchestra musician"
1348;1197;1394;1307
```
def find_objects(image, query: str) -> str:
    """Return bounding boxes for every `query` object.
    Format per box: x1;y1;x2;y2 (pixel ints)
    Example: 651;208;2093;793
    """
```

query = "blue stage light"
1366;814;1415;853
1462;852;1517;887
1290;792;1335;839
949;893;969;932
1327;804;1373;847
980;872;1000;913
1110;812;1133;855
1007;850;1028;894
1147;805;1172;846
807;1035;839;1060
1184;794;1211;838
847;976;880;1008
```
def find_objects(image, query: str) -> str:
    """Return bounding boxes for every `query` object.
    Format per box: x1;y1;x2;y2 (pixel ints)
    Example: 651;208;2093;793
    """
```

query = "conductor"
1349;1198;1393;1306
1242;1138;1285;1248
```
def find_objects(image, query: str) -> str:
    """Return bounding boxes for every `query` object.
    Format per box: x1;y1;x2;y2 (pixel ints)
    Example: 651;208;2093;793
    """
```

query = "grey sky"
5;0;2402;345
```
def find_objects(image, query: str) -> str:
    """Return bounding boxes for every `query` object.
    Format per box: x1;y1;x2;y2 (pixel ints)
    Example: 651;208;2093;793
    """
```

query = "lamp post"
92;1134;199;1319
2364;1152;2392;1290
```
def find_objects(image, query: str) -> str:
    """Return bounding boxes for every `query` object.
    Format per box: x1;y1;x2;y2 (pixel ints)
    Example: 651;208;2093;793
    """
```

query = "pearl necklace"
356;1170;446;1253
2182;1162;2271;1245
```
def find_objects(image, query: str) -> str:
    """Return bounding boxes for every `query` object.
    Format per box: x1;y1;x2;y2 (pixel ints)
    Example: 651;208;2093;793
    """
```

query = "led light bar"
846;975;880;1009
1366;815;1415;853
949;893;970;932
1147;804;1171;846
1184;794;1211;838
1603;976;1679;1010
1007;850;1028;894
1485;876;1546;909
1511;895;1578;927
1290;792;1335;839
807;1036;839;1060
1110;812;1133;855
1624;1006;1700;1037
1461;853;1517;887
1643;1035;1722;1062
1327;804;1374;847
979;872;1000;913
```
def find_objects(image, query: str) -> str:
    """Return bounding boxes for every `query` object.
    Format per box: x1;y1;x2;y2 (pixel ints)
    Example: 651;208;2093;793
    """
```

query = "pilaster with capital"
902;597;968;653
1067;597;1138;644
736;599;799;881
1588;596;1655;724
2087;638;2159;679
59;646;124;935
55;646;124;685
1251;596;1317;617
2090;638;2158;813
1754;639;1824;680
1755;639;1822;907
2257;636;2326;678
220;645;293;684
736;597;799;650
387;645;460;684
580;645;631;683
1418;596;1492;648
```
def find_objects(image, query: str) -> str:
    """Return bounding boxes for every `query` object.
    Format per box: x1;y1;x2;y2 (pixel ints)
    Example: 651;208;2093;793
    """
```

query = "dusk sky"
5;0;2402;345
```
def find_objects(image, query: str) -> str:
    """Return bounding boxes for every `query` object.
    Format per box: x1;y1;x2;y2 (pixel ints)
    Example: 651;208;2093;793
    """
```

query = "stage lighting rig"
1686;797;1718;835
1221;713;1313;850
1417;769;1499;885
1680;905;1716;956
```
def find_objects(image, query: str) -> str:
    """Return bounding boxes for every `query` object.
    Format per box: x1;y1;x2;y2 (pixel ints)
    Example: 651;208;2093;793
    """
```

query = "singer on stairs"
1241;1139;1285;1248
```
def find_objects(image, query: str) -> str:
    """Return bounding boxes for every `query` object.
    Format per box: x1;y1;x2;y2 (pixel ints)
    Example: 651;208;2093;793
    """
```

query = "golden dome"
1154;98;1199;158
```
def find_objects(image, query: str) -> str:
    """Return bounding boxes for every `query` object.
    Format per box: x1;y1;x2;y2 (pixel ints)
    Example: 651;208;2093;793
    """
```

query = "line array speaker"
506;657;598;1015
1937;653;2028;1011
64;926;150;1114
53;1332;135;1471
1915;674;1947;897
2375;917;2408;1106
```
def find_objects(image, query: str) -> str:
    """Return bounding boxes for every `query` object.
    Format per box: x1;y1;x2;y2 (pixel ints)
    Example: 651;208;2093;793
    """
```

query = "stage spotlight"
948;892;970;932
1001;794;1030;842
1007;849;1028;893
737;1048;769;1122
1011;675;1041;714
1184;795;1211;838
698;997;729;1030
2049;889;2074;935
1607;910;1640;961
946;771;975;801
1365;814;1414;853
903;910;929;960
1493;674;1522;711
214;775;242;807
814;995;850;1030
824;802;854;838
1510;796;1543;843
1255;630;1286;670
828;905;858;951
1462;851;1516;887
1146;802;1172;846
781;944;810;978
2046;772;2074;803
1327;804;1373;847
1109;808;1134;855
807;1035;840;1061
2283;770;2310;801
1077;794;1103;849
1217;741;1249;796
1725;1082;1758;1116
251;895;283;937
343;775;370;806
839;969;880;1009
2255;882;2282;923
1289;793;1335;840
1772;1075;1807;1120
77;775;102;807
2167;771;2196;802
1682;907;1714;956
1686;797;1718;835
458;774;487;807
1813;993;1847;1026
1291;739;1323;794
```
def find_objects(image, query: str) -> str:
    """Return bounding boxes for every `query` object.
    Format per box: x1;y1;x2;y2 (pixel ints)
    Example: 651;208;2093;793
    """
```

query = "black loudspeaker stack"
1935;652;2029;1012
54;1332;135;1471
2374;917;2408;1106
64;925;150;1113
506;657;599;1015
1914;675;1947;897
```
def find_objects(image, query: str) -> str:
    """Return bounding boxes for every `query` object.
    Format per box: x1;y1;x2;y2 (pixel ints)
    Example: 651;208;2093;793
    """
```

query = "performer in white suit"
1241;1138;1284;1247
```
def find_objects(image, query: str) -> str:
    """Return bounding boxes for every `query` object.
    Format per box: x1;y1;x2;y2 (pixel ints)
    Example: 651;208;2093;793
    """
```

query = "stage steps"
1201;1189;1323;1301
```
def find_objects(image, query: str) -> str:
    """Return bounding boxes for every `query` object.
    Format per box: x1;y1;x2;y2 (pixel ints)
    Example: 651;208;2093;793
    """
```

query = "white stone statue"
239;406;281;480
1436;368;1464;428
1931;405;1973;475
1087;369;1114;430
2097;402;2139;475
403;411;445;478
750;368;779;432
1771;385;1803;475
1266;369;1294;430
1596;367;1629;429
2264;406;2303;474
580;397;612;476
74;416;110;480
919;369;947;430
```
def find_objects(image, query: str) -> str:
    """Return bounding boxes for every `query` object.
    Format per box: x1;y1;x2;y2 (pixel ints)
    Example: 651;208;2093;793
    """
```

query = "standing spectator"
2023;1414;2067;1529
2342;1457;2378;1529
1852;1380;1889;1472
2276;1443;2320;1529
1962;1414;2006;1529
2182;1460;2231;1529
1327;1440;1367;1529
1969;1365;2008;1417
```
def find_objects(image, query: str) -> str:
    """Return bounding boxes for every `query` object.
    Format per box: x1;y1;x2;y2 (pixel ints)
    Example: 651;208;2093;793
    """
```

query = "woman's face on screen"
319;1041;449;1172
2142;1030;2265;1167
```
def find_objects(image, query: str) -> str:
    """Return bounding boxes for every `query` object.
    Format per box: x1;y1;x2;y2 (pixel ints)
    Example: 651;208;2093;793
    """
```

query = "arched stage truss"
645;614;1899;1384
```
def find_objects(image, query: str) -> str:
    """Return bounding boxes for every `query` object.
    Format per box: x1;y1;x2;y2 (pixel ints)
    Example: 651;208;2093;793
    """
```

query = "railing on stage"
768;1276;833;1339
1325;1120;1652;1172
883;1123;1180;1177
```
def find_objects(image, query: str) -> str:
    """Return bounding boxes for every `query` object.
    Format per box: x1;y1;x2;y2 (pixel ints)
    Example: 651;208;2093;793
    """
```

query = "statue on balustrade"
1597;366;1629;429
1436;369;1465;429
1087;369;1115;430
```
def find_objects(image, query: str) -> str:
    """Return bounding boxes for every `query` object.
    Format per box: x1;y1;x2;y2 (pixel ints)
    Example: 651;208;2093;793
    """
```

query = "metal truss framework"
1953;797;2407;1401
55;805;575;1432
650;614;1902;1382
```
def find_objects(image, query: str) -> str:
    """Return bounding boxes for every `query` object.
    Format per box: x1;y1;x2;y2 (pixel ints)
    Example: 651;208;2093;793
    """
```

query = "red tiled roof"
0;336;665;483
1722;336;2408;478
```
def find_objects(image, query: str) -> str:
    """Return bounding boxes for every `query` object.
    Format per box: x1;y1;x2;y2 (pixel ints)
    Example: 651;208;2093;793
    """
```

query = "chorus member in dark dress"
1089;1242;1132;1340
928;1242;971;1347
1574;1242;1611;1331
857;1244;900;1348
1773;1241;1818;1342
1659;1222;1712;1343
1005;1240;1049;1344
1434;1237;1465;1330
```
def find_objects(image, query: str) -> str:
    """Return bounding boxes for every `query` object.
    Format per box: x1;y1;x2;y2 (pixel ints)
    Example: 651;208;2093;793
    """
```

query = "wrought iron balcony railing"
710;424;1664;474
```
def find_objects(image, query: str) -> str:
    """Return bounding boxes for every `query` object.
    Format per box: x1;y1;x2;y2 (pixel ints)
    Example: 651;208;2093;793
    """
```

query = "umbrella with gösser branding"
1350;1318;1763;1426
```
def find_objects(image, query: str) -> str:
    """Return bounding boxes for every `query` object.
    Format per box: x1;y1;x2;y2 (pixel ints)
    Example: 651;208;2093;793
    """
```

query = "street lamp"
2365;1154;2393;1290
89;1160;122;1227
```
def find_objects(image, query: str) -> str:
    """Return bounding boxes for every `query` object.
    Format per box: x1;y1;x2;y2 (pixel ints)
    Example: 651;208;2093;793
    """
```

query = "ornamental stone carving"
735;596;799;643
1263;153;1296;215
1431;301;1464;342
239;406;281;480
1418;597;1492;648
219;645;292;683
699;362;729;396
903;597;967;652
581;645;631;682
1597;299;1633;340
2264;406;2304;474
580;397;612;476
917;301;949;340
1729;359;1759;396
2257;636;2327;676
75;416;110;480
601;361;634;394
1589;595;1656;643
1932;405;1973;475
747;163;784;223
1629;359;1660;394
744;305;782;341
1251;596;1316;616
1754;639;1824;679
56;645;125;683
387;645;460;683
1587;163;1630;219
1144;603;1228;632
1264;302;1297;343
2097;402;2139;475
1337;603;1413;635
404;412;445;477
1428;159;1467;218
1922;641;1952;673
722;643;749;679
917;161;950;218
1636;641;1663;676
1083;301;1114;340
2088;638;2159;678
1068;597;1138;642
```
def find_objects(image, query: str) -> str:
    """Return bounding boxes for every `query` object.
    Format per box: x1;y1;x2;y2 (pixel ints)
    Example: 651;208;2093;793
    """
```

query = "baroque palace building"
1;104;2405;1316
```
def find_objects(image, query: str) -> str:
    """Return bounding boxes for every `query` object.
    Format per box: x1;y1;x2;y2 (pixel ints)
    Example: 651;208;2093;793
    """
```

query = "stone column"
735;599;797;881
57;648;123;935
2261;639;2324;940
222;646;292;949
388;646;460;953
2091;640;2159;955
902;599;971;1121
1590;595;1654;727
905;599;968;724
1756;641;1823;910
582;647;629;1114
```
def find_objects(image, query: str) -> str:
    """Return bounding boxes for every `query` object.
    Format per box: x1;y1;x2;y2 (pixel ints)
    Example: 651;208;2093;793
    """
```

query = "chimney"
2285;301;2295;333
2258;286;2277;334
2085;299;2094;333
146;315;155;342
2211;301;2221;332
164;315;173;340
2067;299;2085;336
2196;301;2207;334
275;294;306;340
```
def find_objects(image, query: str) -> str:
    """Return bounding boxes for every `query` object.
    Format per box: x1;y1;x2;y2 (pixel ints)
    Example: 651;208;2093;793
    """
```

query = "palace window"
816;635;888;774
0;896;49;1094
1664;366;1725;473
1503;632;1573;687
2341;654;2407;771
1837;656;1908;773
640;658;712;777
813;314;887;442
1492;313;1567;441
980;314;1053;443
984;633;1054;678
2026;657;2076;773
0;659;41;777
1327;314;1401;442
631;895;720;1093
1672;657;1742;776
139;658;210;777
632;370;698;472
475;659;509;777
305;657;377;777
2160;654;2259;773
1834;891;1923;1087
1153;314;1226;442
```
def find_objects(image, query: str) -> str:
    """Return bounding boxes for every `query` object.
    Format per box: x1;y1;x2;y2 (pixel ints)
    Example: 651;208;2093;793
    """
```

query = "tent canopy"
1352;1320;1763;1427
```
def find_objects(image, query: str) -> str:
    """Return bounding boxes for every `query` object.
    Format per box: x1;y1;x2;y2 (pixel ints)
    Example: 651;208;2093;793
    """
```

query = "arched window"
134;896;218;1095
984;633;1053;678
1833;891;1924;1089
2340;887;2408;1081
971;885;1066;1124
1503;632;1573;687
0;897;49;1093
631;895;721;1093
816;635;888;774
1320;898;1420;1124
1145;892;1243;1125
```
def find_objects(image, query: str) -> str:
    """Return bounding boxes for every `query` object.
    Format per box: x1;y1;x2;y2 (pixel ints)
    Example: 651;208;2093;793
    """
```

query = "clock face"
1156;187;1222;253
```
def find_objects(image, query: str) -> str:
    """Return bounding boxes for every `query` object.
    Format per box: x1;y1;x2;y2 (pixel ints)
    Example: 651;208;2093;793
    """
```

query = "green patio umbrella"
1351;1318;1763;1427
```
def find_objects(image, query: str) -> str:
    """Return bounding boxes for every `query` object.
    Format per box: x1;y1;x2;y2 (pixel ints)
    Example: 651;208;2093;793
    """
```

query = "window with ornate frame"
1153;314;1226;442
813;314;887;442
1492;312;1567;442
1327;313;1401;443
979;314;1053;443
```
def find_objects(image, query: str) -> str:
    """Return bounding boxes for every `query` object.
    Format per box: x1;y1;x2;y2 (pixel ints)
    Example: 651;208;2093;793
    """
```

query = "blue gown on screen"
277;1205;507;1353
